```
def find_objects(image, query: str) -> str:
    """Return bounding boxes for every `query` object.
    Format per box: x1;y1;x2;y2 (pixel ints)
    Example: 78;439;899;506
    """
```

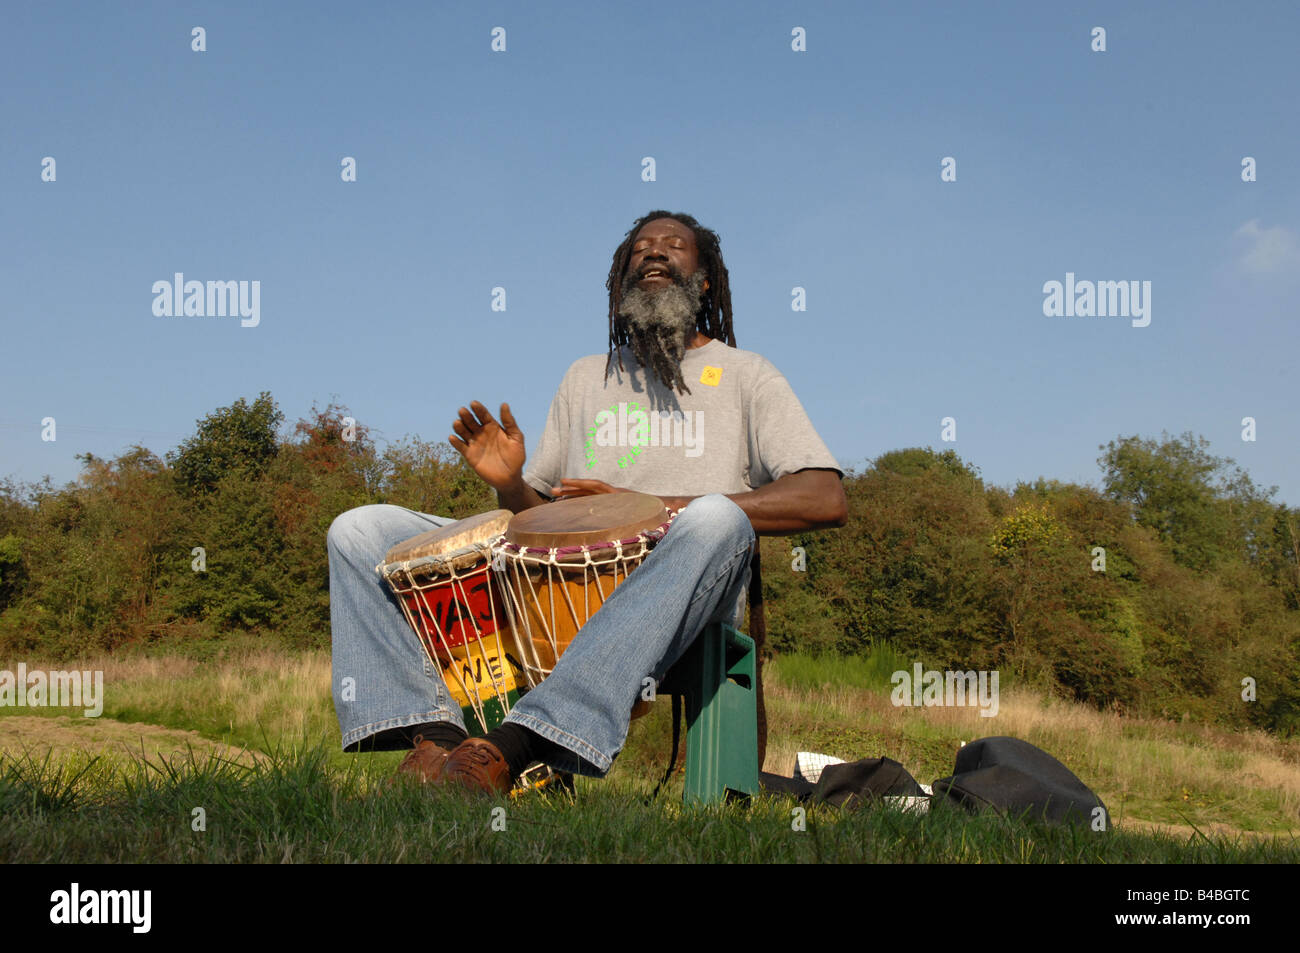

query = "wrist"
494;474;532;502
496;474;527;494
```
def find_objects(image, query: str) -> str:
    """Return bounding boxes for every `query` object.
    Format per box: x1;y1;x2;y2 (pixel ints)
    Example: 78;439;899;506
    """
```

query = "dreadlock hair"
605;211;734;391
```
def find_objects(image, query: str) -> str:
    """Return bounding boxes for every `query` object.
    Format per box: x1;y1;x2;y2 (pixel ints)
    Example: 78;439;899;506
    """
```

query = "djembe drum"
376;509;523;735
494;492;672;715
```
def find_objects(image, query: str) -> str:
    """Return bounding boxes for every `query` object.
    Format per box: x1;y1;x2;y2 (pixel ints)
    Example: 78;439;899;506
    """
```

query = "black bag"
931;736;1107;828
759;757;924;807
815;757;925;807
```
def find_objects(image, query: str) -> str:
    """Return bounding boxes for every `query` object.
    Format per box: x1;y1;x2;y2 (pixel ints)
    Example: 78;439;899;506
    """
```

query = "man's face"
623;217;702;294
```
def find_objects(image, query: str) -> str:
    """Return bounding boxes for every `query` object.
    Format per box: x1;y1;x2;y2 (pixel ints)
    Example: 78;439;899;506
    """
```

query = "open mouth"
639;267;672;281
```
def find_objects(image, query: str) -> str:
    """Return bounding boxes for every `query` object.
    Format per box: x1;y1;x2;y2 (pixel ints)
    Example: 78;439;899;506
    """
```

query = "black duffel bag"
932;736;1107;828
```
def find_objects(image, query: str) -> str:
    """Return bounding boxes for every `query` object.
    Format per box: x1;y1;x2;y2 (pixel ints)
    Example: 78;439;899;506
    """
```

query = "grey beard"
615;269;708;395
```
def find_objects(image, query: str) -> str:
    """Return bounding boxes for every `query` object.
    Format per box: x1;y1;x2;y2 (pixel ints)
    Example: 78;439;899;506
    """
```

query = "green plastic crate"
659;621;759;805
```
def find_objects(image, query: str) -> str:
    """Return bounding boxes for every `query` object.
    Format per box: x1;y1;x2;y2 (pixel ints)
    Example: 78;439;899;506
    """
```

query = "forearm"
662;469;848;536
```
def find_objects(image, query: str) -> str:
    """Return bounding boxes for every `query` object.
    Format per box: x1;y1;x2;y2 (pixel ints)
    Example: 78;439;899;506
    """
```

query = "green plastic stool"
658;621;760;805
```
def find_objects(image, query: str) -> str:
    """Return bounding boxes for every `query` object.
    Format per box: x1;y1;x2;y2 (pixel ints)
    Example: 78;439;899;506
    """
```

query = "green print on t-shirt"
585;400;649;471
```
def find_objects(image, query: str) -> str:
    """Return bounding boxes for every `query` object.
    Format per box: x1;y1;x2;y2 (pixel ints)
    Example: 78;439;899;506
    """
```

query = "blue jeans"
327;494;755;777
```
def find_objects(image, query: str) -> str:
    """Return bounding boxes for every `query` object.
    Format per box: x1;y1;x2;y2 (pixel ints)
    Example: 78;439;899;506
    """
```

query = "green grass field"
2;647;1297;863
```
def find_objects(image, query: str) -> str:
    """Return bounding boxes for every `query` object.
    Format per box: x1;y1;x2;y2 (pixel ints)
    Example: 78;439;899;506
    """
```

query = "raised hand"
449;401;526;491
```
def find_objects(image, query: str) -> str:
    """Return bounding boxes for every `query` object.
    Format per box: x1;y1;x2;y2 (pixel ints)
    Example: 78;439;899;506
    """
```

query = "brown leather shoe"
392;735;452;786
443;738;514;795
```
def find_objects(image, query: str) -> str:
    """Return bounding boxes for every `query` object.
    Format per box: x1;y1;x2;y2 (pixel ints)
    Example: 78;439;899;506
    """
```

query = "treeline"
765;445;1299;736
0;394;496;656
0;393;1296;735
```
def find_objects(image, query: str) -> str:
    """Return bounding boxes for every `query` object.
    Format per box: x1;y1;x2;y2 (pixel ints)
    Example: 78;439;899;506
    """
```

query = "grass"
1;646;1297;861
2;741;1294;863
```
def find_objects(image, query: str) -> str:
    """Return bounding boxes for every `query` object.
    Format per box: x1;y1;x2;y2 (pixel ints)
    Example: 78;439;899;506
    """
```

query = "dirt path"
0;714;263;767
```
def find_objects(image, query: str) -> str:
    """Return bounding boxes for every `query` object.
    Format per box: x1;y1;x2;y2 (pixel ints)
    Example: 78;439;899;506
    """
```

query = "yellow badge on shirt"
700;366;723;387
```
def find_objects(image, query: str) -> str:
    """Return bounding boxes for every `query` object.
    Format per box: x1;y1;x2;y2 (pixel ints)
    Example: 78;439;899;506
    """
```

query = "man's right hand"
449;401;526;491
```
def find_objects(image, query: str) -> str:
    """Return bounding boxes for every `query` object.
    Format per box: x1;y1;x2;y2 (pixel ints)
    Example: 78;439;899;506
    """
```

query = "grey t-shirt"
522;338;843;498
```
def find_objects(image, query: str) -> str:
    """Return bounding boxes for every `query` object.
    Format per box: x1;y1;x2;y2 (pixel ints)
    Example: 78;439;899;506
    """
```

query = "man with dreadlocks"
326;211;846;793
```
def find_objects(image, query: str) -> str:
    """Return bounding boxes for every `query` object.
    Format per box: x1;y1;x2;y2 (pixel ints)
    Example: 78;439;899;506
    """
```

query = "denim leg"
327;504;467;751
503;494;756;777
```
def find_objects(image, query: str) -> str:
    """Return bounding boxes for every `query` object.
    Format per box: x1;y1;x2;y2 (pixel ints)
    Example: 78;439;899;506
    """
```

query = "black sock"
408;722;468;751
483;723;567;778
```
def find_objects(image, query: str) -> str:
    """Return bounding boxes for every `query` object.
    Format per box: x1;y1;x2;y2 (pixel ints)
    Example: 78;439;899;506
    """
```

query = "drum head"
505;492;668;549
383;509;513;565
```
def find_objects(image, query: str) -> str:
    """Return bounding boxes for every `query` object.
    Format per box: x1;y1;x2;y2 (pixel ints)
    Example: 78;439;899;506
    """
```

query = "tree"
0;534;23;610
874;447;984;491
169;393;284;497
1097;431;1276;571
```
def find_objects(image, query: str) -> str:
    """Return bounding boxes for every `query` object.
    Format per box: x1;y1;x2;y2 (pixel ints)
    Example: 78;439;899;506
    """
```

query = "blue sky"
2;1;1297;506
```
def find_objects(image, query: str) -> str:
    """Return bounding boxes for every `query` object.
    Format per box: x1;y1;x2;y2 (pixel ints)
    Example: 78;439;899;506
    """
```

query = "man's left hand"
551;479;690;514
550;478;630;498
